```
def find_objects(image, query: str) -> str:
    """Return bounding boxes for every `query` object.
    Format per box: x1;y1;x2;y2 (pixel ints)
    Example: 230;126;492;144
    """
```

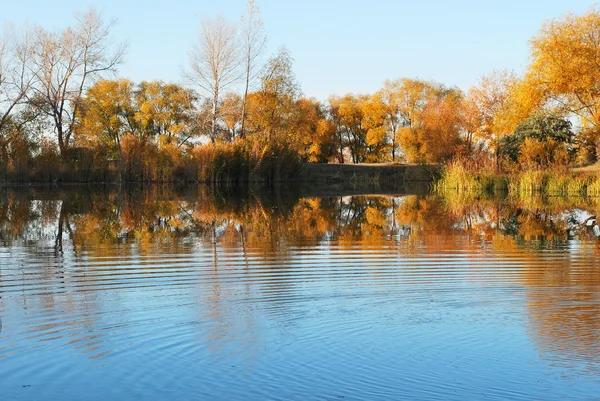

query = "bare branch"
28;7;127;156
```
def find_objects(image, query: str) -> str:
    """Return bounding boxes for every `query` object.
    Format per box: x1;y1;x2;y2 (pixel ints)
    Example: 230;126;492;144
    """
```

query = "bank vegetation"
2;4;600;187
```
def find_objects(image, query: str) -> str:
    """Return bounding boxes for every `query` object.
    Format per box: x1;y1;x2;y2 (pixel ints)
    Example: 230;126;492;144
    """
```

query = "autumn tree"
245;47;300;143
499;113;573;169
397;84;465;163
77;78;136;154
413;88;464;163
220;92;243;142
292;97;337;161
377;80;409;161
187;16;240;143
134;81;196;146
360;93;389;162
464;71;517;168
29;8;126;159
328;94;368;163
306;114;337;163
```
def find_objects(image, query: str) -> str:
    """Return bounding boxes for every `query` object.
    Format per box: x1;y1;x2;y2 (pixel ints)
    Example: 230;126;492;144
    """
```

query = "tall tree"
29;8;126;159
187;16;240;143
239;0;267;139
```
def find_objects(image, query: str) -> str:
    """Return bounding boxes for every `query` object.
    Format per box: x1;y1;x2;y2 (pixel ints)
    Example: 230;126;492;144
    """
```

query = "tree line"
1;4;600;182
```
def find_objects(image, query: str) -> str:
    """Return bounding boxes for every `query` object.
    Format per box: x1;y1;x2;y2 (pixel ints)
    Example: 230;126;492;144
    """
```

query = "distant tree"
397;84;464;164
360;93;389;162
378;80;407;161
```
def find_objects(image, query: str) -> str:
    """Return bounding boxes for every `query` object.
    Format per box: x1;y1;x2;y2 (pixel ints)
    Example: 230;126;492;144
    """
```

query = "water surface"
1;187;600;400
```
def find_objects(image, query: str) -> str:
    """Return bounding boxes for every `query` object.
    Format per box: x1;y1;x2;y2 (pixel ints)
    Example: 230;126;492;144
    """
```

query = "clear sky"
2;0;595;99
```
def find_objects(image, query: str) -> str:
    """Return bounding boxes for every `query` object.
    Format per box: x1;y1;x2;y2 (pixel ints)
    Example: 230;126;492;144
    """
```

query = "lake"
1;186;599;400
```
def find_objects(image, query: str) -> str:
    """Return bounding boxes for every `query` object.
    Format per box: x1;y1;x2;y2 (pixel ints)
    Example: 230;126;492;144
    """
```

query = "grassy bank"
434;162;509;194
436;162;600;198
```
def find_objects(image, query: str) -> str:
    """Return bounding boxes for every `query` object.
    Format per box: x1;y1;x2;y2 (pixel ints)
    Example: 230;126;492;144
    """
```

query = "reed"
435;160;508;194
510;170;547;196
587;176;600;197
191;140;302;186
566;175;590;196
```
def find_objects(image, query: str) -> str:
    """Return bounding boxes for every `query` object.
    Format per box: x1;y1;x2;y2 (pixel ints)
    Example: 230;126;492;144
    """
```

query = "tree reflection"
0;186;599;368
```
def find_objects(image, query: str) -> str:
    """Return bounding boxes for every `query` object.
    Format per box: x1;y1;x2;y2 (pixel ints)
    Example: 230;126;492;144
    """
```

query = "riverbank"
1;161;440;190
297;163;439;195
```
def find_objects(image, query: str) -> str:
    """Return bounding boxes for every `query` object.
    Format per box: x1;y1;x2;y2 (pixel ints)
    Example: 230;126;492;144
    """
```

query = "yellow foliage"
528;6;600;128
518;137;569;169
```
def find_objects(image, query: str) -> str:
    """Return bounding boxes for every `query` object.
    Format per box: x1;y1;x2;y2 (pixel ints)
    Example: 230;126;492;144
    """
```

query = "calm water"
1;187;600;400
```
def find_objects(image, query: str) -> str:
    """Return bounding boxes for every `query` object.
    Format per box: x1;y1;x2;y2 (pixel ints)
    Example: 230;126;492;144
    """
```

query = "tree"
361;93;389;162
378;80;408;161
134;81;196;146
239;0;267;139
77;79;136;151
329;94;368;163
499;113;574;167
246;47;300;143
187;15;240;143
465;70;516;168
220;92;243;142
397;85;464;163
29;8;126;159
527;6;600;159
0;25;38;148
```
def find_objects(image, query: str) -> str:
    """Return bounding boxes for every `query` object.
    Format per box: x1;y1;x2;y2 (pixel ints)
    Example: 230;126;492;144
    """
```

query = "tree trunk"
211;97;218;144
240;68;250;139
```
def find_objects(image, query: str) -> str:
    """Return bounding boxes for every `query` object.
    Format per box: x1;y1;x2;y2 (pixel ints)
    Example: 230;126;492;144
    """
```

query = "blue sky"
3;0;595;99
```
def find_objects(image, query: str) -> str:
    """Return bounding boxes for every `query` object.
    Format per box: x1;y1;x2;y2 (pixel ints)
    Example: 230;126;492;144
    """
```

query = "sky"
2;0;595;100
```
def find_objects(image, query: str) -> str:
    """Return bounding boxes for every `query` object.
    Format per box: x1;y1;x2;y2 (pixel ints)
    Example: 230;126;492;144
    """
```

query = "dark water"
1;187;600;400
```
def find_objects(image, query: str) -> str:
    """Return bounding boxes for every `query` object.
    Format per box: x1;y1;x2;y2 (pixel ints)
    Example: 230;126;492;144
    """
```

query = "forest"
1;3;600;184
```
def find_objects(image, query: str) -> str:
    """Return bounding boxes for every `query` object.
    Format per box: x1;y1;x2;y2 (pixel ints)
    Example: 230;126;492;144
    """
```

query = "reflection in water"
0;186;600;399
